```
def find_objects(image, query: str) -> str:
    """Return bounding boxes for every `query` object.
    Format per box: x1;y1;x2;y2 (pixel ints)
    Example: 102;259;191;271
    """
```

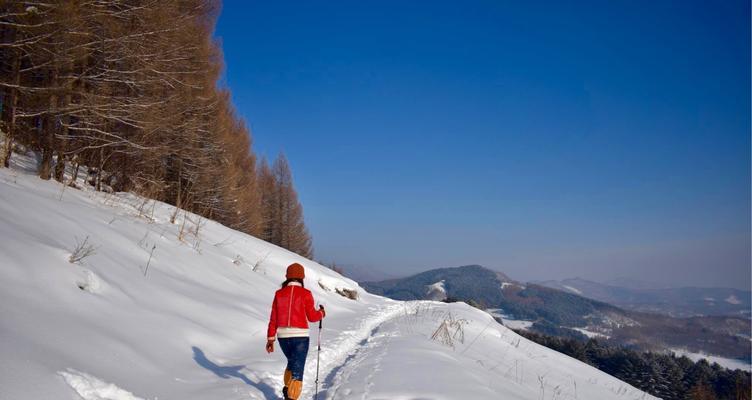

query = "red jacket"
267;283;323;339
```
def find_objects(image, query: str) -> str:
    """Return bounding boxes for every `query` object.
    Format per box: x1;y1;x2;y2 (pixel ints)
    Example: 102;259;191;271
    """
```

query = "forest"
0;1;312;258
518;330;751;400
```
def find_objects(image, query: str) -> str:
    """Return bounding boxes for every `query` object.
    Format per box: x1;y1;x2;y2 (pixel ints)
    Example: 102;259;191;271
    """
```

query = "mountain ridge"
536;277;751;318
362;264;752;364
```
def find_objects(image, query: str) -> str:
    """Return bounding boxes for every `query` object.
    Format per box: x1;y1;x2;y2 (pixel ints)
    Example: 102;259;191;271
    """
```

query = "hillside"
361;265;510;305
0;157;657;400
363;265;752;365
537;277;751;318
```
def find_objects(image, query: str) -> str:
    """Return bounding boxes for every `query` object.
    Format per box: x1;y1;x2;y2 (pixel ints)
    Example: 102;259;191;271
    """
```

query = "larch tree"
258;156;277;243
271;154;313;258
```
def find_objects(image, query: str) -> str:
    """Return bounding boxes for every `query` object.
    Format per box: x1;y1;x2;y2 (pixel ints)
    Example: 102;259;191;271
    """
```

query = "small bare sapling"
538;374;546;400
69;236;98;264
143;244;156;277
252;252;270;272
430;312;468;348
213;236;234;248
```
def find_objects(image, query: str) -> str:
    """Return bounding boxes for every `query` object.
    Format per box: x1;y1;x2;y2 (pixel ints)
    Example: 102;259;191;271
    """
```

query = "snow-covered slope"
0;156;657;400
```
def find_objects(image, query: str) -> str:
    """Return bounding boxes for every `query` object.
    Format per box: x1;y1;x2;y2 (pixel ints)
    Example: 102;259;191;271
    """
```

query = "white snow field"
0;156;658;400
669;348;752;373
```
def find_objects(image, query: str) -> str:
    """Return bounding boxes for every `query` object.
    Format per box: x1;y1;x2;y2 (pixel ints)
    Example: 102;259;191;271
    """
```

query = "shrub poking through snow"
69;236;97;265
251;252;270;272
318;276;358;300
336;288;359;300
430;312;468;348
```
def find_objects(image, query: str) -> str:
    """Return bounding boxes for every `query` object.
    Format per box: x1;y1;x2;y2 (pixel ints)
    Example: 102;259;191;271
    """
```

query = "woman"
266;263;325;400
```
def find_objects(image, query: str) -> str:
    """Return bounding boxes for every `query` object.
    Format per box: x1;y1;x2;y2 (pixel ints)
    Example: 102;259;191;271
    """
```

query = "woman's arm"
304;291;324;322
267;295;278;340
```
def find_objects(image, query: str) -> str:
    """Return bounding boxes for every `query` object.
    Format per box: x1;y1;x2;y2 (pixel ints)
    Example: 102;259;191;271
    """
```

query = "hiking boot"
287;379;303;400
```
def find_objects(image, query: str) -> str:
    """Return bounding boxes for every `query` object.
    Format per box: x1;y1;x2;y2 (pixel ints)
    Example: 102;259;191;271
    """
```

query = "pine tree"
689;381;717;400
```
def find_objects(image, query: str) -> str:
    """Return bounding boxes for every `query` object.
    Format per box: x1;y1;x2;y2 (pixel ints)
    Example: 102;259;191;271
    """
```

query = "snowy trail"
317;317;395;400
298;302;404;400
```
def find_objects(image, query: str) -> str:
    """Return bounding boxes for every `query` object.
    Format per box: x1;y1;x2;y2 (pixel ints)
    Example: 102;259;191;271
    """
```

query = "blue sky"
215;0;750;288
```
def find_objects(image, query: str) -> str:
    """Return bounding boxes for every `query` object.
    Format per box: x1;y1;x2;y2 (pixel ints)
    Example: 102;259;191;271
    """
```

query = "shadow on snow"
192;346;278;400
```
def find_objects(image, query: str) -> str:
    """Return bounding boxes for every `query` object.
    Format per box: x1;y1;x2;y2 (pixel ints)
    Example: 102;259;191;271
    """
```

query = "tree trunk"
72;161;80;185
2;51;21;168
54;89;72;182
171;161;182;223
39;68;59;180
95;147;104;191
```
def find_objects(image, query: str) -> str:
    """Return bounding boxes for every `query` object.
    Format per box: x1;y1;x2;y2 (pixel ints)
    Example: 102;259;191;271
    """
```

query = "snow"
572;327;610;339
0;155;657;400
503;320;534;330
670;348;751;372
501;281;524;290
425;280;447;301
563;285;583;295
328;302;655;399
58;369;146;400
486;309;535;331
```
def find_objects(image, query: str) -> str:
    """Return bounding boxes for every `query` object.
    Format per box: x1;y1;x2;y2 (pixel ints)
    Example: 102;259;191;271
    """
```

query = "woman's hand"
265;339;274;353
319;305;326;318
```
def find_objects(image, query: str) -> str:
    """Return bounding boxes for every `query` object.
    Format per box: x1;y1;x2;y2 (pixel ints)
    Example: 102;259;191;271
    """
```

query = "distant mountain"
362;265;752;363
603;277;674;290
327;263;399;283
363;265;634;325
536;277;751;318
361;265;509;306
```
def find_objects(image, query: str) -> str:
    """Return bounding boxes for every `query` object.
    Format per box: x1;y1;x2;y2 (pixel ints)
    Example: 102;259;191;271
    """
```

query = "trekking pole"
314;309;323;400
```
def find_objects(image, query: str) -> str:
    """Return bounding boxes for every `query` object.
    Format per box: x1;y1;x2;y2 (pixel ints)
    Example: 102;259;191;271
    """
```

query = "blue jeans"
278;337;309;381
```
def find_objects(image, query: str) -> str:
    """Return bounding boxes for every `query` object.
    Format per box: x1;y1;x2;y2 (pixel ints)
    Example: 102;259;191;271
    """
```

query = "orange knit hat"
286;263;305;279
